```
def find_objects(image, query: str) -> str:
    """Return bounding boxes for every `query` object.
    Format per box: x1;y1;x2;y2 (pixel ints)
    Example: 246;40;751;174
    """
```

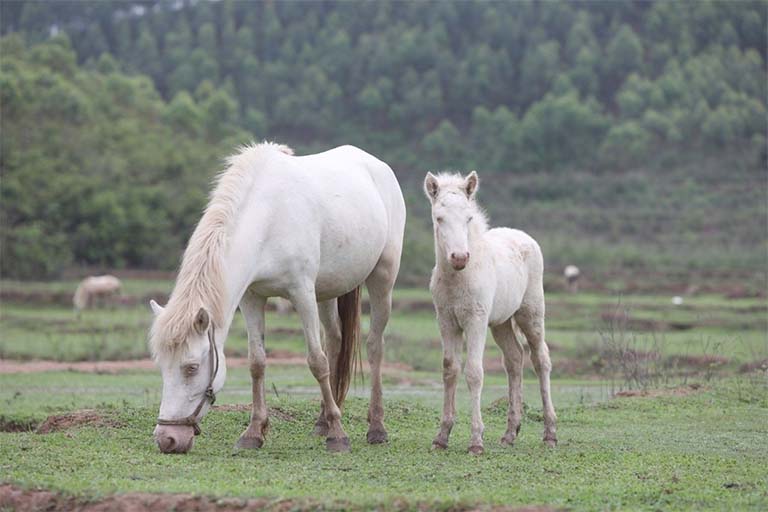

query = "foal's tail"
333;285;362;406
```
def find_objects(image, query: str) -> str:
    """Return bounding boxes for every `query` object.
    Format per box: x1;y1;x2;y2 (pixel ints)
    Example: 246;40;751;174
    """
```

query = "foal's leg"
515;305;557;447
491;319;525;446
365;259;397;444
236;290;269;449
291;285;350;452
314;298;341;437
464;320;488;455
432;316;462;451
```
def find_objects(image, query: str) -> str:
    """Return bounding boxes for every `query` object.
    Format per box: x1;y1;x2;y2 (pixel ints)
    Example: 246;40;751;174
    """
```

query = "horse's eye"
436;216;444;223
183;364;200;377
468;216;474;223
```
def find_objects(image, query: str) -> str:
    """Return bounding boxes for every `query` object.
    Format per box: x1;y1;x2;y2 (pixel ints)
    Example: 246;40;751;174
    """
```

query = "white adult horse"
73;275;122;311
149;142;405;453
424;171;557;454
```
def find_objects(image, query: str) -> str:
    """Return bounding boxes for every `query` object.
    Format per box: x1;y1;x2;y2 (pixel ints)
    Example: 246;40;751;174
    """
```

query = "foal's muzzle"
450;252;470;270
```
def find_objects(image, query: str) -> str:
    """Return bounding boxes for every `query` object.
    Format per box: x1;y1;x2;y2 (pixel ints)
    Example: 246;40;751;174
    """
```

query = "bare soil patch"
35;409;123;434
0;485;561;512
614;383;704;398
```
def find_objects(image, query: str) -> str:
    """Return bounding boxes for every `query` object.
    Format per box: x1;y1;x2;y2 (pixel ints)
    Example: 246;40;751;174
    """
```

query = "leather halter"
156;326;219;436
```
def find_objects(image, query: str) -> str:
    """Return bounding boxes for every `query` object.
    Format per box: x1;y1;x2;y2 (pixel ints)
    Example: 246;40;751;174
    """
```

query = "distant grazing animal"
564;265;580;292
73;275;122;311
424;171;557;454
148;142;405;454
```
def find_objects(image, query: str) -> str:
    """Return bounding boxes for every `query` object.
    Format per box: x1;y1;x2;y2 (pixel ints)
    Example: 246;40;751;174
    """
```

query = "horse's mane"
432;172;490;236
149;141;293;357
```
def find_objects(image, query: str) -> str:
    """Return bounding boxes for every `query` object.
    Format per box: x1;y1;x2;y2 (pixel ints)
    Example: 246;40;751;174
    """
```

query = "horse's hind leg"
291;285;350;452
491;319;525;446
236;290;269;449
364;257;397;444
314;298;341;437
515;304;557;447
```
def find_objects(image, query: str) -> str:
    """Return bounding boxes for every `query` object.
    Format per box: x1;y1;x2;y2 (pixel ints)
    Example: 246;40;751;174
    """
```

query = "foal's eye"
436;216;444;223
467;216;474;223
183;364;200;377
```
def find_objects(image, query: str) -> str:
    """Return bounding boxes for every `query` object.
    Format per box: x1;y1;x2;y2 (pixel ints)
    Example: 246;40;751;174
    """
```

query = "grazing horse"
149;142;405;453
424;171;557;454
73;275;121;311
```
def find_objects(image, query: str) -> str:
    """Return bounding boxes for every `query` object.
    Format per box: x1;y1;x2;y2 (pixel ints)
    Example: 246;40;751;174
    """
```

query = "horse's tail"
333;285;362;407
73;281;88;311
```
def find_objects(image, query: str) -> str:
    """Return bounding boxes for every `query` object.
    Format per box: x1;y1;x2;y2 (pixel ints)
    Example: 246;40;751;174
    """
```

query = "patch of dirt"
739;358;768;373
0;485;562;512
614;383;704;398
35;410;122;434
665;354;730;369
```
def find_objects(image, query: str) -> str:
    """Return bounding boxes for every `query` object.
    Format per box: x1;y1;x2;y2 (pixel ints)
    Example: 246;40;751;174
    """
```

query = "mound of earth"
35;410;122;434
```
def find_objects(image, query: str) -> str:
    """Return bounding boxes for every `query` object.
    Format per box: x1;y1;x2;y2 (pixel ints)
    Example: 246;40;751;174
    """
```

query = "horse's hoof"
468;444;484;455
500;434;516;447
326;436;350;453
431;439;448;451
543;436;557;448
234;436;264;450
367;428;388;444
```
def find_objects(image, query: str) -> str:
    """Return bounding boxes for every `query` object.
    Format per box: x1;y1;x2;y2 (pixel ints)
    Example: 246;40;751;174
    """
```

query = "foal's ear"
424;172;440;202
193;307;210;334
464;171;479;198
149;299;164;316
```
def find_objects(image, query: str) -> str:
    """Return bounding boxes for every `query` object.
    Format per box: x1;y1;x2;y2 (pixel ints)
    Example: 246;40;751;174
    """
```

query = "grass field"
1;278;767;510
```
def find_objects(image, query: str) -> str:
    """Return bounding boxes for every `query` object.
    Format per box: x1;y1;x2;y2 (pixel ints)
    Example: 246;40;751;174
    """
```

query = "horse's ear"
149;299;164;316
464;171;479;199
424;172;439;202
193;307;210;334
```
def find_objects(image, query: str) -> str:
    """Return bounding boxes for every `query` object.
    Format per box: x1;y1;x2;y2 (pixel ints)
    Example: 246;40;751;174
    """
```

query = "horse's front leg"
236;291;269;449
464;320;488;455
432;315;462;450
291;285;350;452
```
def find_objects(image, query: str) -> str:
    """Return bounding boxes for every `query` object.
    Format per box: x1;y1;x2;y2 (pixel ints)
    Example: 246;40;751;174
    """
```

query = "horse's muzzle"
154;424;195;454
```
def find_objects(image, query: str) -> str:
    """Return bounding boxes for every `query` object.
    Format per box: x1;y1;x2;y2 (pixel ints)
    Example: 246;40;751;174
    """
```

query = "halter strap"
156;326;219;436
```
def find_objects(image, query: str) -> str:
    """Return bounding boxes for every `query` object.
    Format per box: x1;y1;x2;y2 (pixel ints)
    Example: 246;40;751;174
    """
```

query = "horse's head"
149;300;225;454
424;171;479;271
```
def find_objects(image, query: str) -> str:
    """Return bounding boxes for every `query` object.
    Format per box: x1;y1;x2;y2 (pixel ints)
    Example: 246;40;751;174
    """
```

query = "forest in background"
1;0;766;284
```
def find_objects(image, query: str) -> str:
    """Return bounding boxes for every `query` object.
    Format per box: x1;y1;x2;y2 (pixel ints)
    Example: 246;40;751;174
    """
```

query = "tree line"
1;0;765;279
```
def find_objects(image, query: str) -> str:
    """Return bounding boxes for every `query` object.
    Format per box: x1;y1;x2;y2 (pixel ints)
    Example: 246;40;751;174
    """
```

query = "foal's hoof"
468;444;485;455
431;438;448;451
326;436;350;453
367;428;388;444
234;435;264;450
500;433;517;447
543;436;557;448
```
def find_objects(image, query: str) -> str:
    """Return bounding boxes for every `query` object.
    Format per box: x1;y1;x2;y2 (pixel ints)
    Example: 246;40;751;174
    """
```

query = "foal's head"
424;171;482;271
149;300;223;454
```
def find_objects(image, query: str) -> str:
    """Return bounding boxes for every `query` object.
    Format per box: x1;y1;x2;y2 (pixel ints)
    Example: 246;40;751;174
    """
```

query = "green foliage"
0;1;766;279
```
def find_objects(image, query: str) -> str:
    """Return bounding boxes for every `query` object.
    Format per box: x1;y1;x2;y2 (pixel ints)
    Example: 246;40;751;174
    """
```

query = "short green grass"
1;376;766;510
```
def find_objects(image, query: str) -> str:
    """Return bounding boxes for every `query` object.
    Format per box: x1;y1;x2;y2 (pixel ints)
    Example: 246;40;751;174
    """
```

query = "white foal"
424;171;557;454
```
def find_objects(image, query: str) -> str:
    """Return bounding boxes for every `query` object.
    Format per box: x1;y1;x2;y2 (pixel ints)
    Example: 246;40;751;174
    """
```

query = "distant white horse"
149;142;405;453
73;275;121;311
564;264;580;293
424;171;557;454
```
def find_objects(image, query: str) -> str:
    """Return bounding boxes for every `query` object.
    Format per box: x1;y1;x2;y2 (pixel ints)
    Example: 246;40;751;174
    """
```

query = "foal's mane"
149;142;293;357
